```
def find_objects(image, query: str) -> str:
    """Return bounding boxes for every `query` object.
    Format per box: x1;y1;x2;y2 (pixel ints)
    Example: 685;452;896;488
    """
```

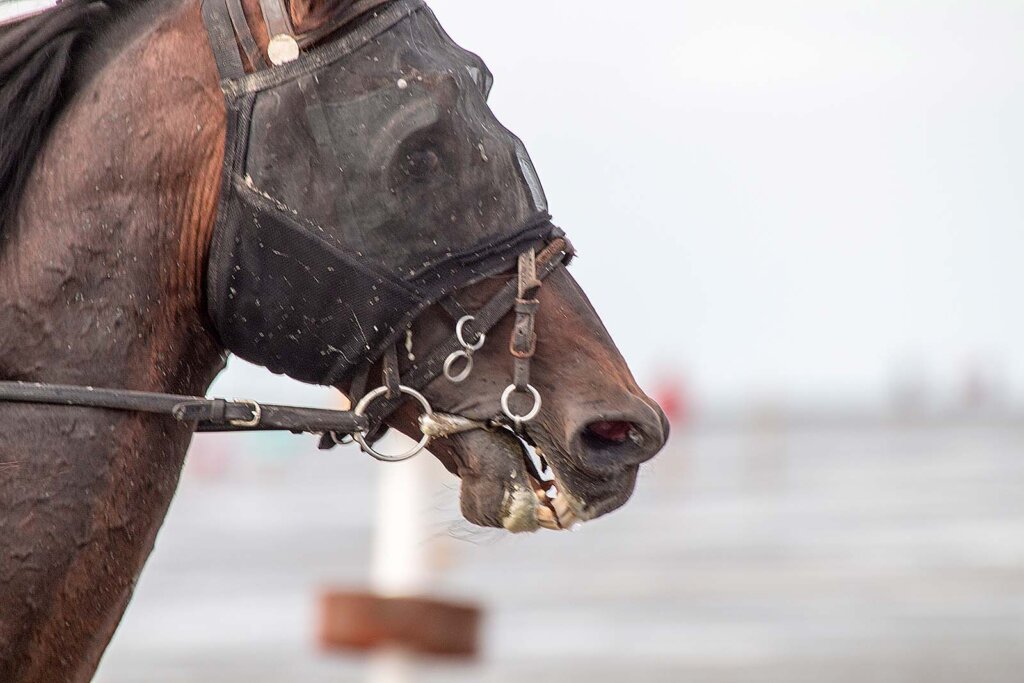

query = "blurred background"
12;0;1015;679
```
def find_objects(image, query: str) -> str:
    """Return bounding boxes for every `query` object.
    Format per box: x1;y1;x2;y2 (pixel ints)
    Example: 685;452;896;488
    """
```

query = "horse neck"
0;3;226;681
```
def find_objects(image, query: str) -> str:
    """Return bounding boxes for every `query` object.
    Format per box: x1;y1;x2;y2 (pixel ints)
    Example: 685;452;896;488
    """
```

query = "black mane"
0;0;140;234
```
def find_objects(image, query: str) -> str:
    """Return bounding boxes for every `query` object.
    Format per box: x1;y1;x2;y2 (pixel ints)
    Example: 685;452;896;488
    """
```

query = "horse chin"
445;427;638;533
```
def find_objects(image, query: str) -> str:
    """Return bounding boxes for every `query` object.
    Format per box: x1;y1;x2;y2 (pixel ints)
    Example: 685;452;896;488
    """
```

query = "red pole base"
318;590;482;659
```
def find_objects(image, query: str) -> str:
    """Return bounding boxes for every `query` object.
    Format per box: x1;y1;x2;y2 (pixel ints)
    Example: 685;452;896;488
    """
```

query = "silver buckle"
229;400;262;428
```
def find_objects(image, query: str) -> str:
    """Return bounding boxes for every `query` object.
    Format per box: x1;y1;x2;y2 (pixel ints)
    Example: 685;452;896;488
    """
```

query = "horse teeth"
535;506;560;530
540;466;554;482
552;496;576;524
545;485;558;500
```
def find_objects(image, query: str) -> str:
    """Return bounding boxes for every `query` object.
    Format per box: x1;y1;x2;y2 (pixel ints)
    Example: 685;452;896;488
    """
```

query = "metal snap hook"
353;385;433;462
443;349;474;383
456;316;486;352
501;384;542;427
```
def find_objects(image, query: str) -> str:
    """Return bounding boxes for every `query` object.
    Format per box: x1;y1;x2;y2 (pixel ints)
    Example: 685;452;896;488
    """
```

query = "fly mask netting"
204;0;562;386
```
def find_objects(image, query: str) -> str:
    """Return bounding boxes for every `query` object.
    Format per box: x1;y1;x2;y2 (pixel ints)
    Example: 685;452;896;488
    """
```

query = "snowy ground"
95;419;1024;682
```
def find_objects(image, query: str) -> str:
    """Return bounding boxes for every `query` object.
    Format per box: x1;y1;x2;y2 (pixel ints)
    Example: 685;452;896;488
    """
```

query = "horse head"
203;0;669;532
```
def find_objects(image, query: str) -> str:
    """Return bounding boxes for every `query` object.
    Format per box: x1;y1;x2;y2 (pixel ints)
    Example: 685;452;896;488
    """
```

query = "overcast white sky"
0;0;56;22
421;0;1024;406
7;0;1022;407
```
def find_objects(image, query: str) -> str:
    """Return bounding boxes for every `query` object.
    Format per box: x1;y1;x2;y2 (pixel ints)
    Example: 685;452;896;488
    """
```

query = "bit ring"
501;384;542;426
353;385;433;462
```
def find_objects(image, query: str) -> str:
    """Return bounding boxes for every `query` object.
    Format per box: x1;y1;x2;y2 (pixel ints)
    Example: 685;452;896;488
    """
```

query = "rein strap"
0;382;368;435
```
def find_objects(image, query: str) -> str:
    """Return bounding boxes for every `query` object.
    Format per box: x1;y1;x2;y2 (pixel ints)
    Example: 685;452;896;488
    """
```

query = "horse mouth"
515;434;583;531
446;426;636;533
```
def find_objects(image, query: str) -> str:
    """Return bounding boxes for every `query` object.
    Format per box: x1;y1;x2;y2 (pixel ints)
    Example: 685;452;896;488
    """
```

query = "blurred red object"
319;591;481;658
652;372;689;427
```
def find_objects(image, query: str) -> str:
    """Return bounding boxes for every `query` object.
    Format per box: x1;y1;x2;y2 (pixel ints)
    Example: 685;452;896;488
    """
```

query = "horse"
0;0;668;680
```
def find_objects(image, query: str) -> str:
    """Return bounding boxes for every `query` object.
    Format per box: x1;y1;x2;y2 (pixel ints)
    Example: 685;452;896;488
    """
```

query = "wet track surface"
96;420;1024;682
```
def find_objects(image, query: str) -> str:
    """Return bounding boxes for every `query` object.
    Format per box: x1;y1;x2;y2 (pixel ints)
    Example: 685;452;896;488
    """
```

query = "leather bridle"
341;237;572;460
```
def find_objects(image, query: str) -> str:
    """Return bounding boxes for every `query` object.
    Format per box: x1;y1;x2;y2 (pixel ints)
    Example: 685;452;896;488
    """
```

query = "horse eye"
401;147;441;179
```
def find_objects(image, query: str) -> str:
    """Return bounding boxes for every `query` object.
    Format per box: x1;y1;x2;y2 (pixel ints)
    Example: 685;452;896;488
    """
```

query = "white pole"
367;432;432;683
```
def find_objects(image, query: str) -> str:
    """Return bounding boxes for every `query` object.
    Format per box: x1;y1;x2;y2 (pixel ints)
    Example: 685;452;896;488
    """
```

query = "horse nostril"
572;402;667;472
586;420;636;446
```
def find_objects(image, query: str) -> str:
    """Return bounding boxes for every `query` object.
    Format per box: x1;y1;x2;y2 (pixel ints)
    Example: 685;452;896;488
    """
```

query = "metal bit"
418;412;490;438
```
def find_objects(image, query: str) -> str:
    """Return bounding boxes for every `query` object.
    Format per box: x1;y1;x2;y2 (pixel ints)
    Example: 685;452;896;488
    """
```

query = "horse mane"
0;0;143;234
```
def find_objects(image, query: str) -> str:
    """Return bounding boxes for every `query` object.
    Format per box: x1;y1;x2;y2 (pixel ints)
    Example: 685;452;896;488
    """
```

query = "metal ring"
443;350;474;383
352;385;433;462
456;316;486;352
228;400;262;428
501;384;542;425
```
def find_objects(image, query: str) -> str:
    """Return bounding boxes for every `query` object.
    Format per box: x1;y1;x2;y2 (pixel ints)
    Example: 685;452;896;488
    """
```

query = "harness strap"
257;0;293;38
439;296;469;322
511;249;540;392
381;343;402;399
0;382;368;435
316;363;372;448
517;248;542;300
350;364;370;403
201;0;247;80
225;0;267;71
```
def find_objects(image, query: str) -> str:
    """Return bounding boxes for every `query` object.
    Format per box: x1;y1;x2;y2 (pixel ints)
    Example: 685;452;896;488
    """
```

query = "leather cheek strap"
510;249;541;391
